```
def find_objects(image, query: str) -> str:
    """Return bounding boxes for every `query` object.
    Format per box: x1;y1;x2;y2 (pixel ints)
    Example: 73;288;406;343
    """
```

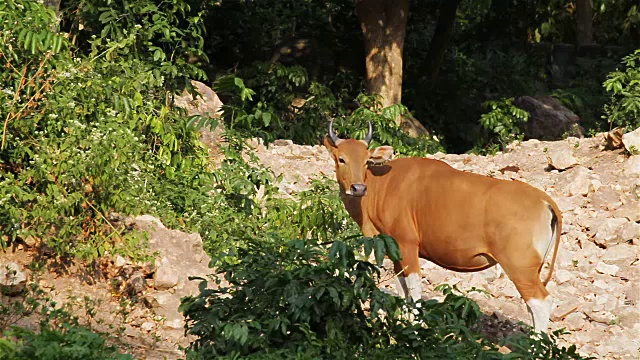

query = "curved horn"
363;121;373;144
327;119;342;144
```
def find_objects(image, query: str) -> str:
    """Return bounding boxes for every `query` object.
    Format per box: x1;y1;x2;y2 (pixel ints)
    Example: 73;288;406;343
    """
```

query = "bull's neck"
339;191;365;228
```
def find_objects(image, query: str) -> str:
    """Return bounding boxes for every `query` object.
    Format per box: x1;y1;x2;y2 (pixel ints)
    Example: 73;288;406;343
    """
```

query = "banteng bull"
324;121;562;332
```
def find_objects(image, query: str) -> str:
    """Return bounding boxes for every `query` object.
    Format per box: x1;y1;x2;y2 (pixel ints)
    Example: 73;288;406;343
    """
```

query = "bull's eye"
338;157;346;164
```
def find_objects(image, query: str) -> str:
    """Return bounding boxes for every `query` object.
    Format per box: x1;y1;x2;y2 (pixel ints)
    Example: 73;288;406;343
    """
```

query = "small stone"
154;263;179;290
585;310;615;324
163;318;184;330
592;280;609;290
551;301;580;321
620;222;640;242
594;218;631;246
124;324;137;337
23;235;38;247
595;262;619;276
141;321;155;332
126;271;146;295
548;147;579;170
589;186;623;211
114;255;127;268
558;166;592;196
601;244;637;264
272;139;293;146
554;269;573;284
564;312;587;330
623;283;640;304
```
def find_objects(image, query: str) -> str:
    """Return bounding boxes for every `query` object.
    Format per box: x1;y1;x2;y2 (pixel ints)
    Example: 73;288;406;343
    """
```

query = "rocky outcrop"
251;135;639;360
132;215;212;342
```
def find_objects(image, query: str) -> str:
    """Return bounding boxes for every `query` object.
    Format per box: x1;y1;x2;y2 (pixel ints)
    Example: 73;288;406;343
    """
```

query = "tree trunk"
422;0;460;80
575;0;593;46
355;0;409;122
43;0;62;30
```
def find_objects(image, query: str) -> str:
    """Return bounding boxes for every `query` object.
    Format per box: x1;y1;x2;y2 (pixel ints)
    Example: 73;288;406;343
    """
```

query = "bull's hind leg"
496;258;552;333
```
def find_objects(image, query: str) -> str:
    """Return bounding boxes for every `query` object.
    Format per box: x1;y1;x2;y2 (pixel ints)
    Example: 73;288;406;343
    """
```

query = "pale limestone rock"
623;283;640;305
154;260;179;290
564;312;587;330
592;279;609;290
585;309;615;324
589;186;623;211
135;215;166;230
622;127;640;154
551;300;581;321
624;155;640;174
141;322;155;332
615;305;640;328
548;147;579;170
114;255;127;268
594;217;631;246
601;244;638;264
558;166;592;196
554;269;573;284
0;262;26;295
620;221;640;243
595;262;620;276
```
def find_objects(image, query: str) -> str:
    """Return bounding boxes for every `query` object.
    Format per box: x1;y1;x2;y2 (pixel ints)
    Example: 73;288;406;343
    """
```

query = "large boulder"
513;96;584;140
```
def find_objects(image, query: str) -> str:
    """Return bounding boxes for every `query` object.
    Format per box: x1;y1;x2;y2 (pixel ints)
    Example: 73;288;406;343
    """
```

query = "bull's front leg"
393;243;422;302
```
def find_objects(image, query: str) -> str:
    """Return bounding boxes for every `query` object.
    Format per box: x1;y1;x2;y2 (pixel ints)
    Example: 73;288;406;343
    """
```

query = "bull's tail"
542;203;562;286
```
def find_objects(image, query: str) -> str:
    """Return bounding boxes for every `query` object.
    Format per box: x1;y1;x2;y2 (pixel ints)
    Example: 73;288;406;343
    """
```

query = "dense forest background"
199;0;639;152
1;0;639;358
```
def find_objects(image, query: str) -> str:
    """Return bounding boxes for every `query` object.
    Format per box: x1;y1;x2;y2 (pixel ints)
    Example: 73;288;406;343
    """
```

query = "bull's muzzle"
349;184;367;197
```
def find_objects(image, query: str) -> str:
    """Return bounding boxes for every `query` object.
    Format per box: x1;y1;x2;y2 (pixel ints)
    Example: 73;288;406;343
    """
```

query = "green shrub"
1;325;133;360
0;0;212;260
181;138;359;261
180;235;590;360
1;270;133;360
603;49;640;129
67;0;207;92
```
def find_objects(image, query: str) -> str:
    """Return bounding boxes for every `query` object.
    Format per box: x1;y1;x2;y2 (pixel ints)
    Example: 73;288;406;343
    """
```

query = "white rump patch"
534;207;556;262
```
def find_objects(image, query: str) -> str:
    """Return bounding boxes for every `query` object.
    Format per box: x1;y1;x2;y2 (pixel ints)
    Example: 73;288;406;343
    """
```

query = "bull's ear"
368;146;394;164
324;136;338;157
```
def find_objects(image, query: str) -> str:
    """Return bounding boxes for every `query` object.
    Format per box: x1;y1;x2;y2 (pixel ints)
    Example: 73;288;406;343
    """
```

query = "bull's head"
324;120;394;197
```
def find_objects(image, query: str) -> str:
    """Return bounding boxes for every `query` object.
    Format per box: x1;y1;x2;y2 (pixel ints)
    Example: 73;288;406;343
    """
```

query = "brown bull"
324;121;562;332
